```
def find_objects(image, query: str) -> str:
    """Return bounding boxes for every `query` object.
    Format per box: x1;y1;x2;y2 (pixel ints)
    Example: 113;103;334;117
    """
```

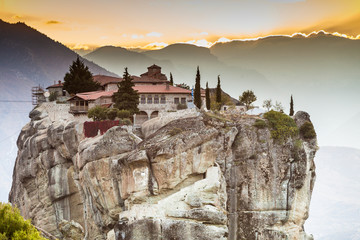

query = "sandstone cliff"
9;104;317;240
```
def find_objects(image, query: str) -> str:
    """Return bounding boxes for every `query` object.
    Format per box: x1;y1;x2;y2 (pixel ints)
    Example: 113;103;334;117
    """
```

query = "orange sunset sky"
0;0;359;50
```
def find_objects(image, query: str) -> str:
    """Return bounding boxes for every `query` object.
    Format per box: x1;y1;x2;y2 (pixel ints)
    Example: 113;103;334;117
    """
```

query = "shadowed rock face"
9;104;317;240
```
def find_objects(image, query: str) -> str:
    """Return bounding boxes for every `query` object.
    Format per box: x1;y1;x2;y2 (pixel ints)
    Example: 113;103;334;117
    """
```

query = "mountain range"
0;20;115;202
84;32;360;148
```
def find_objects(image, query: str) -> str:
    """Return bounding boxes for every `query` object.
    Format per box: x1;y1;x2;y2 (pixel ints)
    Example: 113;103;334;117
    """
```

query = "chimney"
166;83;169;90
58;80;61;85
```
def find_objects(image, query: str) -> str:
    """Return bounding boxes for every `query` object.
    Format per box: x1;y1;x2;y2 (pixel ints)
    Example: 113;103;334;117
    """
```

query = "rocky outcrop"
9;104;317;240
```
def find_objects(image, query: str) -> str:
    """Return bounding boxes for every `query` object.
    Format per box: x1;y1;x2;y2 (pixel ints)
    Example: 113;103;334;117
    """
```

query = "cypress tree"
194;66;202;109
113;68;139;114
63;56;100;94
205;82;211;110
289;95;294;116
169;73;174;86
216;75;222;104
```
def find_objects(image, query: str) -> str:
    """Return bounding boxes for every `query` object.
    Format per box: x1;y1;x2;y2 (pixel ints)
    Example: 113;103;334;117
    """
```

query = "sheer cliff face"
9;104;317;240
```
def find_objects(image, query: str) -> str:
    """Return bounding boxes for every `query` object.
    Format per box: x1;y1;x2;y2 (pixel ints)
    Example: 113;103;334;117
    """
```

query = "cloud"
143;42;168;50
146;32;163;37
46;20;61;25
200;32;209;35
132;34;144;39
185;39;212;48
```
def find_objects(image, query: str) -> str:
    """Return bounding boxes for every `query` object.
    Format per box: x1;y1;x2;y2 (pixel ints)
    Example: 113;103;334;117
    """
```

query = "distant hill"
0;20;116;202
84;33;360;148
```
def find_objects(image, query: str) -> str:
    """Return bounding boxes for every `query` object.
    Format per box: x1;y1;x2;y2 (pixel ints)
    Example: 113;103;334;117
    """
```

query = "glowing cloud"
46;20;61;25
143;42;169;50
146;32;163;37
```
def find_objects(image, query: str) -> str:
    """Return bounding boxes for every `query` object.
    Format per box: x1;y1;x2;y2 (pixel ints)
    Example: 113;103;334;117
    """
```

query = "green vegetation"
169;73;174;86
87;106;108;121
117;109;131;119
168;127;183;136
253;119;267;129
48;92;57;102
216;75;222;105
63;56;100;94
210;92;234;111
264;110;298;143
113;67;139;114
177;103;187;110
262;99;272;111
106;108;119;120
0;203;46;240
176;83;190;90
299;121;316;139
119;118;132;125
239;90;257;109
274;101;284;113
194;66;202;109
289;95;294;116
205;82;210;110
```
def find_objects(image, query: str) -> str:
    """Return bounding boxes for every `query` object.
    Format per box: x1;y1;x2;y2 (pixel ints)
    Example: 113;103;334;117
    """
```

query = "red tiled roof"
46;82;63;89
68;85;191;102
93;75;122;86
94;75;169;85
134;85;191;94
68;91;115;101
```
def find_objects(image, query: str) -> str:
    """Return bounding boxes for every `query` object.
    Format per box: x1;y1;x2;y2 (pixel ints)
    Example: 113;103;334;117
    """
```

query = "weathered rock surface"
9;104;317;240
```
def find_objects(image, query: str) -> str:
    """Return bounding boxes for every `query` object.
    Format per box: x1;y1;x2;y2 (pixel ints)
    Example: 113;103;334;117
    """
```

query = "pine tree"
63;56;100;94
194;66;202;109
205;82;211;110
289;95;294;116
169;73;174;86
113;68;139;114
216;75;222;104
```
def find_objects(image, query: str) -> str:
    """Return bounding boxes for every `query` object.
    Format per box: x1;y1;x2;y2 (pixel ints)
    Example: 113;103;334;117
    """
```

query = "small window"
147;95;152;104
181;98;186;104
76;101;79;106
85;101;88;106
174;98;179;104
161;95;166;104
154;95;159;104
62;90;66;96
80;101;84;106
141;95;146;104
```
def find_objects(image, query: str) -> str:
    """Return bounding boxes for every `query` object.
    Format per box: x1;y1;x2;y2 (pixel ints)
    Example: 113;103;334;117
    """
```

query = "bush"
87;106;108;121
107;108;119;120
122;118;132;125
168;127;183;136
0;203;46;239
253;119;267;129
264;110;298;143
48;91;57;102
177;104;187;110
299;121;316;139
117;109;131;119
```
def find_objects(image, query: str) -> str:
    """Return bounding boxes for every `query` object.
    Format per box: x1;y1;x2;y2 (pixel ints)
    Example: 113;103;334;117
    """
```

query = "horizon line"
67;30;360;52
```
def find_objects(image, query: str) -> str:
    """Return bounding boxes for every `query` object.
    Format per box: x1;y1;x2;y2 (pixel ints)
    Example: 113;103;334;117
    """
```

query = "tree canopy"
205;82;210;110
289;95;294;116
216;75;222;104
239;90;257;109
0;202;47;240
113;68;139;114
194;66;202;109
169;73;174;86
63;56;100;94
